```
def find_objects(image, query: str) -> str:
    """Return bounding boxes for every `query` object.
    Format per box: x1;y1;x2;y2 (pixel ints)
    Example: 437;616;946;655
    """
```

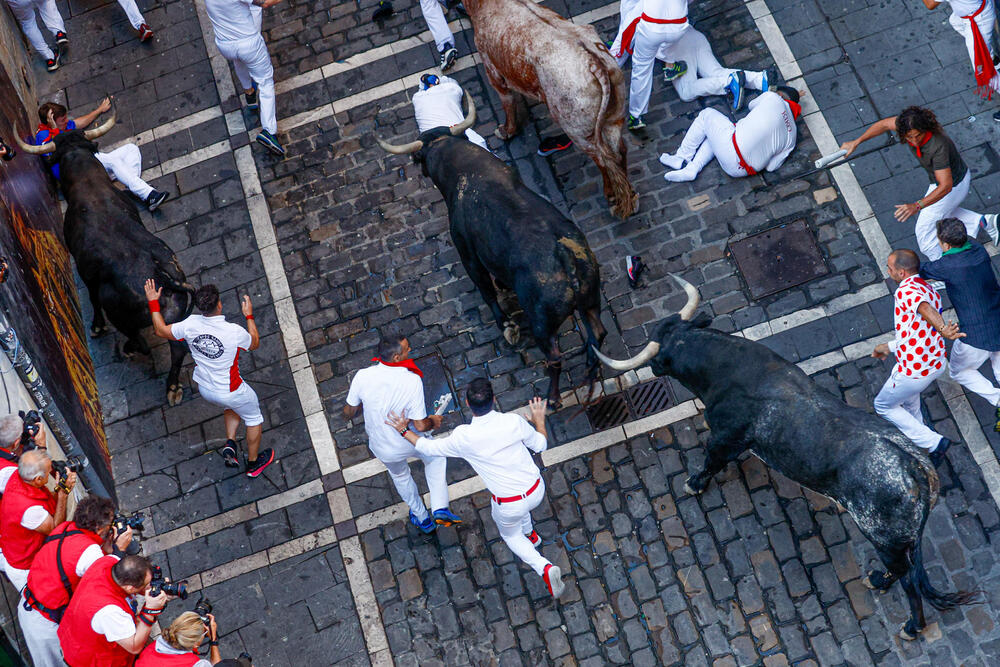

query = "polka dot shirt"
890;275;946;378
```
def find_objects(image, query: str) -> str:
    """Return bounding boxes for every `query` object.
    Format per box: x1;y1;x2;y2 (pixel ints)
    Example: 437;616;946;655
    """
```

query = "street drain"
587;393;632;431
627;377;673;417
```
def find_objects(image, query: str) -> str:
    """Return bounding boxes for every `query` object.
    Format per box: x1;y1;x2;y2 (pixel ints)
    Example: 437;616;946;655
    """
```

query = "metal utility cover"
729;219;829;299
414;353;460;415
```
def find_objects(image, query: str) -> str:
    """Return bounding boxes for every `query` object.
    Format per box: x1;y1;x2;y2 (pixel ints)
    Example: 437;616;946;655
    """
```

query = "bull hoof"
683;476;704;495
503;321;520;345
90;324;110;338
546;398;561;411
166;384;183;406
863;570;891;592
899;621;921;641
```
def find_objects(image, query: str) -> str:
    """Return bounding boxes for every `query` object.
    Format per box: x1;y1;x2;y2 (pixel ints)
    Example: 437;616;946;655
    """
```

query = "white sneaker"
981;213;999;246
543;564;565;598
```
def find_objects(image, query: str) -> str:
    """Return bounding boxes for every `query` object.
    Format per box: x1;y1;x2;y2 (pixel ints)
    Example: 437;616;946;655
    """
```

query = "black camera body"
18;410;41;449
52;455;87;482
113;512;145;534
194;596;212;624
149;565;188;600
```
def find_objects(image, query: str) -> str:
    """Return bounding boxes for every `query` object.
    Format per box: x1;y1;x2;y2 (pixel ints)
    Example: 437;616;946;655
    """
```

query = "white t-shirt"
416;410;547;497
21;505;50;530
204;0;261;43
91;605;136;642
413;76;476;139
0;465;16;494
149;637;213;667
947;0;989;18
171;315;252;394
734;91;798;173
346;363;427;463
76;544;104;578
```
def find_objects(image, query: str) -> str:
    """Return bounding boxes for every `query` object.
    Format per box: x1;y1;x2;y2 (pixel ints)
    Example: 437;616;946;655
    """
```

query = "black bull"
596;278;979;639
14;126;193;405
376;98;606;407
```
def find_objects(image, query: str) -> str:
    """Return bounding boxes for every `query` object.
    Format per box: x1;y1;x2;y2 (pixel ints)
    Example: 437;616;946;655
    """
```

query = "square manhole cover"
729;219;829;299
414;353;460;415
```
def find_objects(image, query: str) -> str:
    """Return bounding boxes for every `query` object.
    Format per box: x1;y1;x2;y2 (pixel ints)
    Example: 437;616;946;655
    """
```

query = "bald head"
18;449;51;486
888;249;920;277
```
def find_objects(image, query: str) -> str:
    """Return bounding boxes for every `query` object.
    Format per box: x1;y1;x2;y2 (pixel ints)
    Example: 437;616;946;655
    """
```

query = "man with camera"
18;495;133;667
0;449;76;591
0;413;47;581
58;554;172;666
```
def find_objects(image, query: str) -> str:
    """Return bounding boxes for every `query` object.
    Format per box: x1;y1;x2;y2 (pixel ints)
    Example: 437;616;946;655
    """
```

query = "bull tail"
909;541;981;610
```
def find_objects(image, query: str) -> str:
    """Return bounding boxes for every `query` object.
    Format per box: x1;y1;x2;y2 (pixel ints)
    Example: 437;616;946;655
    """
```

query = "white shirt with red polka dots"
888;275;946;378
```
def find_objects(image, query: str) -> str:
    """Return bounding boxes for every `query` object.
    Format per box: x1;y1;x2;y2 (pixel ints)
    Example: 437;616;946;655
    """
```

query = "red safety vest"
135;642;201;666
0;475;57;569
24;521;103;622
58;556;135;667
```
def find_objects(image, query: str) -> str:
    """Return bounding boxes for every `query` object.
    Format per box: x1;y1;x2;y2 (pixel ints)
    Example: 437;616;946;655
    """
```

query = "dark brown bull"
463;0;638;218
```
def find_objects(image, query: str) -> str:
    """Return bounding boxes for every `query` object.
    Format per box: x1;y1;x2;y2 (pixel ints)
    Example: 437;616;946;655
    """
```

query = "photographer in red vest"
0;413;43;583
0;449;76;591
59;554;170;667
136;611;221;666
20;495;133;667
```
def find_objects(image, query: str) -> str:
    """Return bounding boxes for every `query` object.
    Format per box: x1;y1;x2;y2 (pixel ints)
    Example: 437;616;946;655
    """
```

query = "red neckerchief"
786;100;801;119
372;357;423;377
913;132;932;158
37;123;58;143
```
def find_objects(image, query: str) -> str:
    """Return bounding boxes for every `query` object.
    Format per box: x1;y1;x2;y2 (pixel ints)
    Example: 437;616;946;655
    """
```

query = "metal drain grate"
627;377;674;417
587;393;633;431
729;219;829;299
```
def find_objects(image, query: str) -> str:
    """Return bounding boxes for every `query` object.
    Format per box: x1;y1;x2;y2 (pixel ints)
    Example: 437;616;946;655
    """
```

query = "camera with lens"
194;596;213;624
18;410;41;449
149;565;188;600
113;512;145;534
52;455;87;483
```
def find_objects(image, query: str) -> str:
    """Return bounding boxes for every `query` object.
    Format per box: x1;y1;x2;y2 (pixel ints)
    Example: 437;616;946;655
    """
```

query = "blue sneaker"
662;61;687;82
256;129;286;156
409;511;436;534
627;114;646;131
727;71;747;112
432;508;463;527
245;81;259;110
761;66;777;93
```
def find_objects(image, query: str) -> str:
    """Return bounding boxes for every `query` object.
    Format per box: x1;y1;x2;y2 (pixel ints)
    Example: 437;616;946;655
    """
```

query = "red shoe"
526;530;541;547
543;564;564;598
245;448;275;478
138;24;154;42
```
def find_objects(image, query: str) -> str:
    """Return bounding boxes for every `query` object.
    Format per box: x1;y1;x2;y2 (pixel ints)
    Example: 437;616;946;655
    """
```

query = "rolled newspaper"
814;149;847;169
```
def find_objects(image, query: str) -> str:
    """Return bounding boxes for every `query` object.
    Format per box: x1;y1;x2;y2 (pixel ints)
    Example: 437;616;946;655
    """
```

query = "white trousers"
610;0;642;66
491;480;550;576
198;381;264;427
6;0;64;60
381;450;449;522
664;28;764;101
674;107;742;177
420;0;453;52
914;171;981;260
949;339;1000;406
18;597;62;667
216;35;277;134
115;0;144;29
629;23;689;116
464;129;488;151
95;144;153;200
949;4;1000;94
874;366;946;449
4;563;28;592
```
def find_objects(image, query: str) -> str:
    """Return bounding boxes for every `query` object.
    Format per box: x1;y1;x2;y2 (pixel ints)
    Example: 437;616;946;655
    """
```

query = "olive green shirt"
910;131;967;184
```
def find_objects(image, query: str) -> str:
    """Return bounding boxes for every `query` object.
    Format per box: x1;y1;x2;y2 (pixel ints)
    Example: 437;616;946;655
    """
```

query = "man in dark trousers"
922;216;1000;431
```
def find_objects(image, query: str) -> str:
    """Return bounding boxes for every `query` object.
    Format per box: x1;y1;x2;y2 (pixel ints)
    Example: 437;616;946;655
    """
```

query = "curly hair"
895;106;943;140
73;495;115;533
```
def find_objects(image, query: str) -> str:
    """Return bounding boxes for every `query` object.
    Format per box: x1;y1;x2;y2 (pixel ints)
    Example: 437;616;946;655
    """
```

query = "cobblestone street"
9;0;1000;664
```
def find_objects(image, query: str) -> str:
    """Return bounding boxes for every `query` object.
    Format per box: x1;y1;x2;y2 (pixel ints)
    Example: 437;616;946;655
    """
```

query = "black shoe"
537;134;572;156
245;81;259;110
146;190;169;211
221;440;240;468
994;110;1000;123
246;448;275;478
439;44;458;71
994;405;1000;432
46;53;60;72
55;31;68;45
928;438;953;467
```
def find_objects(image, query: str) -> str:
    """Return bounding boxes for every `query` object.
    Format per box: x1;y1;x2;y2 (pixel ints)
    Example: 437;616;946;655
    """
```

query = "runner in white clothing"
923;0;1000;110
145;280;276;478
412;74;488;150
5;0;66;71
419;0;459;70
204;0;286;156
343;335;462;532
660;87;801;182
386;379;567;599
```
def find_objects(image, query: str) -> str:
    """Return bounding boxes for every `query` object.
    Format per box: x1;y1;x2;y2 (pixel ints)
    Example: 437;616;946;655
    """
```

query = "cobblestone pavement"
18;0;1000;664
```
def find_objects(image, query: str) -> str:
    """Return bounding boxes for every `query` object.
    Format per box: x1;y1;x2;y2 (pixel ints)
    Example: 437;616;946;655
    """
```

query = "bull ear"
690;312;713;328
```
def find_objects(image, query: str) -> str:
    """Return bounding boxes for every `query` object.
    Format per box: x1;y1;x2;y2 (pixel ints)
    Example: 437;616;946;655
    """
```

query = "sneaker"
245;81;259;110
432;508;463;527
626;255;645;288
762;65;778;93
55;31;68;45
627;114;646;131
994;110;1000;122
537;134;573;156
245;448;275;478
527;530;541;547
662;61;687;82
439;44;458;71
409;511;436;534
220;439;240;468
138;24;154;42
995;405;1000;433
928;438;953;467
542;564;565;598
146;190;169;211
46;54;60;72
256;129;286;156
980;213;999;245
727;71;747;112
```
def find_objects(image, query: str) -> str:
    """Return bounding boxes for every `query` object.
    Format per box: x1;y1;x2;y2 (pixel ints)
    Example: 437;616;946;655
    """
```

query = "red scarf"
913;131;932;158
963;0;997;99
37;123;59;143
786;100;801;119
372;358;423;377
617;14;688;57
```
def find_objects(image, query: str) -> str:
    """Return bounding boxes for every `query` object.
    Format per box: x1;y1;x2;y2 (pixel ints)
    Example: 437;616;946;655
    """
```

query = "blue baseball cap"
420;73;440;90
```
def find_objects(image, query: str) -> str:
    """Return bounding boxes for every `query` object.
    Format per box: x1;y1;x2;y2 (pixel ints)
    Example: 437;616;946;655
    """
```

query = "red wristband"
245;315;254;320
148;300;160;313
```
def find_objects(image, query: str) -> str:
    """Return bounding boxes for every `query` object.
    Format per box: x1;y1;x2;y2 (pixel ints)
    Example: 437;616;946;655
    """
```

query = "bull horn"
671;273;701;321
376;136;424;154
11;123;54;155
592;341;661;371
450;91;477;136
83;110;116;140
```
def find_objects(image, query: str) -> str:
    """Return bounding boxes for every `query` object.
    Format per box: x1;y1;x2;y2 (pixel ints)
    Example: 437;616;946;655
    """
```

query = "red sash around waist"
617;13;688;56
731;132;757;176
